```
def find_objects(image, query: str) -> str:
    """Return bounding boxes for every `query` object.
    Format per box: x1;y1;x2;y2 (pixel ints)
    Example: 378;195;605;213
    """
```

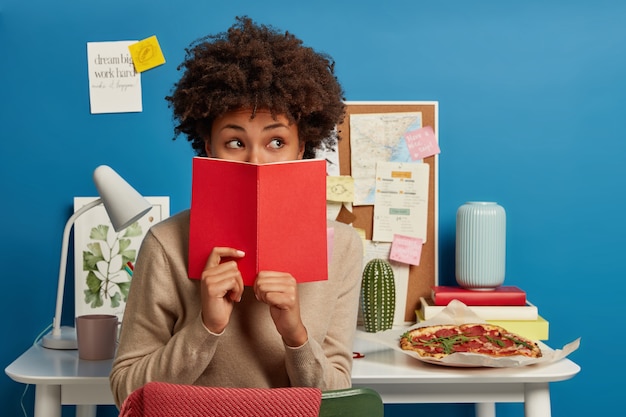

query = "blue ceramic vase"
455;202;506;289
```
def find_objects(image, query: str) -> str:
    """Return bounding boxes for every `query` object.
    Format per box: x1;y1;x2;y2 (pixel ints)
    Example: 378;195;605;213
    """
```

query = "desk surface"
6;331;580;387
5;331;581;417
6;343;112;385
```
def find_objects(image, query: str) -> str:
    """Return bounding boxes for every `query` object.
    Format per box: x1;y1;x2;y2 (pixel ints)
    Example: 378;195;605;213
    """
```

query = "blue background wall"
2;1;622;416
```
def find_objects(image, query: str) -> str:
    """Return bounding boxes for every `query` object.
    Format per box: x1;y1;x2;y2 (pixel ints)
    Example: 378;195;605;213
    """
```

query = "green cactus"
361;258;396;332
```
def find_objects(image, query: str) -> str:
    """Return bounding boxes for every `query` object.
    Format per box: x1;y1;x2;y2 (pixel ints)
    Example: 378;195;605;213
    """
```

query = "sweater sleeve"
109;228;216;408
283;222;363;390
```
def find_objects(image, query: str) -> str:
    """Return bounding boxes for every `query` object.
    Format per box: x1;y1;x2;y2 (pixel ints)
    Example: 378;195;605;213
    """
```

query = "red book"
188;157;328;286
431;285;527;306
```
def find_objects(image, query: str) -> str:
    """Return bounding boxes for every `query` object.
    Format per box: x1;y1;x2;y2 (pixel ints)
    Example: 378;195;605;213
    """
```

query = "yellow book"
414;310;550;341
481;316;549;341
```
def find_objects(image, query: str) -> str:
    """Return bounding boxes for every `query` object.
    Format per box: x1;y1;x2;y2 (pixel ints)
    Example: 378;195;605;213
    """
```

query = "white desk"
351;336;579;417
6;332;579;417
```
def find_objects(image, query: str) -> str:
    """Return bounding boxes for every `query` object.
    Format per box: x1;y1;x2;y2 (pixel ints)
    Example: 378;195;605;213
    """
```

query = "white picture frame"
73;196;170;322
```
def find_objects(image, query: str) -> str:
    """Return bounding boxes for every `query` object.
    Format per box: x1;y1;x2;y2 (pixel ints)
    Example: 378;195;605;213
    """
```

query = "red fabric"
119;382;323;417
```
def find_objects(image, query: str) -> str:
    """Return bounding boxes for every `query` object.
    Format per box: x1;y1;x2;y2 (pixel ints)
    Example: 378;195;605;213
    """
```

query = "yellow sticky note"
327;176;355;202
128;35;165;73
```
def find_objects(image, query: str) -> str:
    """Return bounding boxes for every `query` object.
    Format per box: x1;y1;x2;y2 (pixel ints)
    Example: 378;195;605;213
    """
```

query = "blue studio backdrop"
2;1;623;416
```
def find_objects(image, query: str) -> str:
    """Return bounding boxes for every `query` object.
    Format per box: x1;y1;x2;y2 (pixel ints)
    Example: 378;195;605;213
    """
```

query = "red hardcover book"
188;157;328;286
431;285;527;306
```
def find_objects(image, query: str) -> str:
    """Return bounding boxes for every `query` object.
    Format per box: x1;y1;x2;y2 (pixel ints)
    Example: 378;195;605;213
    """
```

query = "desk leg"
34;384;61;417
475;402;496;417
524;383;551;417
77;405;98;417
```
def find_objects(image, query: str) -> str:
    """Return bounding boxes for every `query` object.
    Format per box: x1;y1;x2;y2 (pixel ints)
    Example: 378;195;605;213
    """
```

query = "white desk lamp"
41;165;152;350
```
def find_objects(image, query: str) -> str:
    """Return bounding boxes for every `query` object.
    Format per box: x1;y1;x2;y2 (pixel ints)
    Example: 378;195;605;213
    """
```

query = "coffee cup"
75;314;118;360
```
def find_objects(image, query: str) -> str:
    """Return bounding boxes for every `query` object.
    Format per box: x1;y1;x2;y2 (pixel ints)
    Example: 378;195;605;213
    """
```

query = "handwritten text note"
87;41;142;114
405;126;440;160
390;234;423;266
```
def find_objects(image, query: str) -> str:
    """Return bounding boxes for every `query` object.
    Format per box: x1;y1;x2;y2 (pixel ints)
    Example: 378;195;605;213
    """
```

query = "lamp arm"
51;198;103;336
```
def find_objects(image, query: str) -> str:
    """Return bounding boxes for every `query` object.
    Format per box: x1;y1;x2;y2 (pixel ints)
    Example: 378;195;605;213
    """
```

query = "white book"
419;297;539;321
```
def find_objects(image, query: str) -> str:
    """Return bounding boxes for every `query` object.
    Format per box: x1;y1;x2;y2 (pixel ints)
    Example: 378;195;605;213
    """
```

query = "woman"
110;16;363;408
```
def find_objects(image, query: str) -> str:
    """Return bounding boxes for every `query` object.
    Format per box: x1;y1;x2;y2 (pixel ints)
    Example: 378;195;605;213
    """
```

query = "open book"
188;157;329;286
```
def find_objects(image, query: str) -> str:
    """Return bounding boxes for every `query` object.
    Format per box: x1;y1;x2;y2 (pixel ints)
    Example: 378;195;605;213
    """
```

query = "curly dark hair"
166;16;345;159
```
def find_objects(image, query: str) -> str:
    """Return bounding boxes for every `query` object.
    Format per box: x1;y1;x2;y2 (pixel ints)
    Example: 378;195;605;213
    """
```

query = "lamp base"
42;326;78;350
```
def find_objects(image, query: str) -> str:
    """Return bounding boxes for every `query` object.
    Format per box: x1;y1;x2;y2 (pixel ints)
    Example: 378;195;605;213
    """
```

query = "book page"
188;159;258;281
257;160;328;283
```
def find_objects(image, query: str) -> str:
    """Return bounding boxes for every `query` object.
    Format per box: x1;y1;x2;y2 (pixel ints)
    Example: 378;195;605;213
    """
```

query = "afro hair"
166;16;345;159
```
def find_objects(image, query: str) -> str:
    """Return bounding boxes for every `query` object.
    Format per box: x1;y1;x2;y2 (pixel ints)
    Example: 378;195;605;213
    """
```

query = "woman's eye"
268;139;284;149
225;139;244;149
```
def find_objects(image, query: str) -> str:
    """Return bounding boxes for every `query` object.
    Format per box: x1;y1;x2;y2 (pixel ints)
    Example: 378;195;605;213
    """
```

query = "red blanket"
120;382;322;417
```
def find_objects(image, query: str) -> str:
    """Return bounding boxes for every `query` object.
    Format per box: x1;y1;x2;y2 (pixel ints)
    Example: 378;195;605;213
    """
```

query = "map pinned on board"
350;112;422;206
128;35;166;72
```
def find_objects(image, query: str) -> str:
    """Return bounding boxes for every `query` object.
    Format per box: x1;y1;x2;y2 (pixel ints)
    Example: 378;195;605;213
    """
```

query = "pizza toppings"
400;323;542;359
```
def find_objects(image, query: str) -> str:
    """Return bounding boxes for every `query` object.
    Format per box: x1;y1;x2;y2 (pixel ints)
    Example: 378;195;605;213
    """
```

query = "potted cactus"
361;258;396;332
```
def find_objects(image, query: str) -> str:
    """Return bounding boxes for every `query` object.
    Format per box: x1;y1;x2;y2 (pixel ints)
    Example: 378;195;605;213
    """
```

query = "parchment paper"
360;300;581;367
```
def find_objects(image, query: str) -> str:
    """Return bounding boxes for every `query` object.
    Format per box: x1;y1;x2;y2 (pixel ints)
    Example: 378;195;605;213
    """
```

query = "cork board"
336;101;439;322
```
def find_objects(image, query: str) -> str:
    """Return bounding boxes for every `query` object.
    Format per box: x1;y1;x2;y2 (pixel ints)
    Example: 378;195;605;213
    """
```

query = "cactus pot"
361;258;396;332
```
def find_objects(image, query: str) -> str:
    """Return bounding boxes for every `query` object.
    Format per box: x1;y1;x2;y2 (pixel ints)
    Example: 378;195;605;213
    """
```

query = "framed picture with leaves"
73;196;170;322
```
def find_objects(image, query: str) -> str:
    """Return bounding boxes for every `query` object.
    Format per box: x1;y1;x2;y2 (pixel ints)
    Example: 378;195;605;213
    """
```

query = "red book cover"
431;285;527;306
188;157;328;286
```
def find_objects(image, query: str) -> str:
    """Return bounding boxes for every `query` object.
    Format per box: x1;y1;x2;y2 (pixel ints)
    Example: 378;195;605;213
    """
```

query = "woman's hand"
200;247;245;334
253;272;308;347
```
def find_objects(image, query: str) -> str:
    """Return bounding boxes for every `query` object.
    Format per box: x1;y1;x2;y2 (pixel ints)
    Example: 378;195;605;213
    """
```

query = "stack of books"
417;285;549;340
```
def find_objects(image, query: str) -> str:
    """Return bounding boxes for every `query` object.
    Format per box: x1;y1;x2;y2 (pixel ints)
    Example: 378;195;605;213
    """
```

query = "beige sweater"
110;210;363;408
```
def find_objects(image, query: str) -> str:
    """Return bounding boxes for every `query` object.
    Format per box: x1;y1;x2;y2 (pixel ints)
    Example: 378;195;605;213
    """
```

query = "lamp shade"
93;165;152;232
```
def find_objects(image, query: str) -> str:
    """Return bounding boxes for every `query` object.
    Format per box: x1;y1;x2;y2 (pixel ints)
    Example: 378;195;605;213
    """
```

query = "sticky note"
389;234;423;266
128;35;166;73
405;126;440;160
327;176;355;202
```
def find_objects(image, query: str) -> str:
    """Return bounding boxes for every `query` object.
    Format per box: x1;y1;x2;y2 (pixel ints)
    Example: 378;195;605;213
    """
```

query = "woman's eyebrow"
263;122;290;131
219;123;245;132
218;122;289;132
